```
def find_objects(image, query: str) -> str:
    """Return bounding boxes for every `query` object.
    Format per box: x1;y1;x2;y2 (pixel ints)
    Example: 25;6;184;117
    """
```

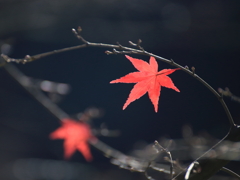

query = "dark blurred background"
0;0;240;179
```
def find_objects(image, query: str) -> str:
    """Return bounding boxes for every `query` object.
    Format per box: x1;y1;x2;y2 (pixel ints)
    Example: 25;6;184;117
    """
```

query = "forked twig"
153;140;174;179
218;87;240;104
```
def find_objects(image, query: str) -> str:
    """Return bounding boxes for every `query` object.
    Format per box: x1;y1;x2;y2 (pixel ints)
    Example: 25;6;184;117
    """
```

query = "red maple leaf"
110;55;180;112
49;118;95;161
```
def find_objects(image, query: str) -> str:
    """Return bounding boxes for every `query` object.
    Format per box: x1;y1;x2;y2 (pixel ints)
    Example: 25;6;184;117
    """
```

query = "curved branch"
3;56;240;180
221;167;240;179
1;28;237;180
2;60;173;176
1;27;235;128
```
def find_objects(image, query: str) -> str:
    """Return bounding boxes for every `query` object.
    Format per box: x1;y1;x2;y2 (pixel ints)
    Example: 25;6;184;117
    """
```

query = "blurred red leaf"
110;55;180;112
50;118;94;161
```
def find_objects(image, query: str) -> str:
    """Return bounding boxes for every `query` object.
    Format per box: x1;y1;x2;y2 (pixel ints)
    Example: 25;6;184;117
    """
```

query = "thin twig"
1;44;87;63
153;140;174;179
144;164;155;180
3;63;69;120
218;87;240;104
221;167;240;179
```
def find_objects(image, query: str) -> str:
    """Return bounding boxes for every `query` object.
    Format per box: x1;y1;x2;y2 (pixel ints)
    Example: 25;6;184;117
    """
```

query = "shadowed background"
0;0;240;179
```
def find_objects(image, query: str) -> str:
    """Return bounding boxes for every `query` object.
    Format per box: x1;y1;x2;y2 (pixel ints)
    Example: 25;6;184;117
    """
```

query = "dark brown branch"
73;28;235;128
221;167;240;179
1;28;238;180
4;61;240;180
2;59;173;176
173;125;240;180
1;44;87;63
1;27;235;128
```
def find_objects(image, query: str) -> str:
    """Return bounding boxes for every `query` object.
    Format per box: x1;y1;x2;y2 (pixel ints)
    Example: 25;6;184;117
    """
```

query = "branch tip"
191;66;195;74
136;39;145;51
105;50;113;55
116;42;124;49
72;27;89;45
77;26;82;33
113;49;117;54
137;39;142;45
72;28;77;34
129;41;137;46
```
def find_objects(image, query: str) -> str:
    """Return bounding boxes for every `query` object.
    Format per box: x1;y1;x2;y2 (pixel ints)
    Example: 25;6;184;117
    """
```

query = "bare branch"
3;63;69;120
1;28;239;180
173;124;240;180
72;27;89;45
153;140;174;179
1;27;235;128
184;162;199;180
221;167;240;179
2;60;173;176
1;44;87;63
4;61;240;180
